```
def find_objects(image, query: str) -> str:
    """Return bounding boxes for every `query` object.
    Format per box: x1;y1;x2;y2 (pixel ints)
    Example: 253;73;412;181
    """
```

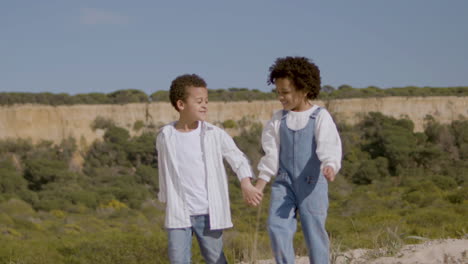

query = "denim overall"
268;107;329;264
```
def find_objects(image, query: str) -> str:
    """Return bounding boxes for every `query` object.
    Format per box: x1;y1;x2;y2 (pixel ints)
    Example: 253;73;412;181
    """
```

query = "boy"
255;57;342;263
156;74;262;263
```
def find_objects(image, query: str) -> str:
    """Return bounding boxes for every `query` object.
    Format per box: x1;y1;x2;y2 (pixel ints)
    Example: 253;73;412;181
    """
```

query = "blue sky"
1;0;467;95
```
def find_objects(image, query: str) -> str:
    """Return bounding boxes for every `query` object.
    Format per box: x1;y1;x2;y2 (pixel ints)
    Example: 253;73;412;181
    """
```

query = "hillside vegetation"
0;113;467;263
1;86;467;105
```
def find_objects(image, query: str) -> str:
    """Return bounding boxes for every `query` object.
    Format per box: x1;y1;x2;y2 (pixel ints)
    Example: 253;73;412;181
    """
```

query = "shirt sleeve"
315;109;342;174
220;130;253;181
257;114;280;182
156;133;167;203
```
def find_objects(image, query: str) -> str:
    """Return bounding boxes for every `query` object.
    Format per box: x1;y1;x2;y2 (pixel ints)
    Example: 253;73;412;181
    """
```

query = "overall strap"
281;109;288;120
309;107;322;119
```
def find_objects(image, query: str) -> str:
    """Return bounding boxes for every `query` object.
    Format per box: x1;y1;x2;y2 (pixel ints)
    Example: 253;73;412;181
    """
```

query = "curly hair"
268;56;321;100
169;74;207;111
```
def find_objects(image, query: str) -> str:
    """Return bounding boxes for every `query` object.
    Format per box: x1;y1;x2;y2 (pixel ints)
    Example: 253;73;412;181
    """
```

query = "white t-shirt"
174;122;209;215
285;106;318;130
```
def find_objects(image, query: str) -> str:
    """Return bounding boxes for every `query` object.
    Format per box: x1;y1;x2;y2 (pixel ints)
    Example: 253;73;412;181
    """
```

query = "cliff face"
0;96;467;146
325;97;468;130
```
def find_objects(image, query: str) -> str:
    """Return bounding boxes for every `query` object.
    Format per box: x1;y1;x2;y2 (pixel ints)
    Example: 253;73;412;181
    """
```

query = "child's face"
177;86;208;121
275;78;309;111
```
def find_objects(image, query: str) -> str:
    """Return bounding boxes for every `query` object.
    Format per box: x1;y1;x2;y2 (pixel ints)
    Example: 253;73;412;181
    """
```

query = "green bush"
133;120;145;131
223;119;238;129
0;198;36;217
108;89;149;104
1;87;467;106
406;208;462;237
23;158;69;190
0;159;28;194
91;116;115;130
58;231;168;264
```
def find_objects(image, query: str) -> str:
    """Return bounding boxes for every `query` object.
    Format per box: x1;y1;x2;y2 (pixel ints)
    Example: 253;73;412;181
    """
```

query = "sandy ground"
241;239;468;264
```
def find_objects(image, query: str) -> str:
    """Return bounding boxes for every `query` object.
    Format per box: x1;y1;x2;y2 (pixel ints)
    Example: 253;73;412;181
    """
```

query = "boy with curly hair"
255;57;342;263
156;74;262;263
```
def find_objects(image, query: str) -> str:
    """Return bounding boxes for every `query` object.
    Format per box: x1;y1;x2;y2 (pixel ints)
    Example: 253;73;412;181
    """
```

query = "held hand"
323;166;336;182
240;178;263;207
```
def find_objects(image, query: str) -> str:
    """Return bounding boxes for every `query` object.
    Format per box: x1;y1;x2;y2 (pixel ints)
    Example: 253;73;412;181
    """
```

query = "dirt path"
239;239;468;264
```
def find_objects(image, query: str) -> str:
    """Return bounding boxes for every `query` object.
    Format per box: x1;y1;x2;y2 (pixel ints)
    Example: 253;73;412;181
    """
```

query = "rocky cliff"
0;96;466;146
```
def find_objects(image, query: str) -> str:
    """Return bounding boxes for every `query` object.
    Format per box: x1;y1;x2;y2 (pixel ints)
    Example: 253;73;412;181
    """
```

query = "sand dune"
242;239;468;264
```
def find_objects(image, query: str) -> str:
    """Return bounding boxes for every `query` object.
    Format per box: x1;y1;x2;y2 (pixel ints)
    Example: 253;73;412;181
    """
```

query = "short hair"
268;56;321;100
169;74;207;111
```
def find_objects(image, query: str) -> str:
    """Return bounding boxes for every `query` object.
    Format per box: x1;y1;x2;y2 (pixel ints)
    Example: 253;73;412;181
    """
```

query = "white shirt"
156;121;253;229
174;123;208;215
257;105;342;182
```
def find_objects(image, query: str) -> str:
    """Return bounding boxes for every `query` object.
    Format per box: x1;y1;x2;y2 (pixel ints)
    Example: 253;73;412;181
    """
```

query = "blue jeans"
167;215;227;264
268;178;329;264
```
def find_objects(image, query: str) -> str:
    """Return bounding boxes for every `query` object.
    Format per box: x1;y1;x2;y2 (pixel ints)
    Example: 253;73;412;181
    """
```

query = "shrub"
223;119;237;129
91;117;115;131
133;120;145;131
58;231;168;264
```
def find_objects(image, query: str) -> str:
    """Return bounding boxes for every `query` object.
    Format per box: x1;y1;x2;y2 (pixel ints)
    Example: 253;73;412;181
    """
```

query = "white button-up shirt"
156;121;252;230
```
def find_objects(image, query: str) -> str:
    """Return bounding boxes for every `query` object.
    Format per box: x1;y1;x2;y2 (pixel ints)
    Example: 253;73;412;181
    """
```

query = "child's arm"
256;115;281;189
315;110;342;182
254;178;268;192
220;130;262;206
156;133;167;203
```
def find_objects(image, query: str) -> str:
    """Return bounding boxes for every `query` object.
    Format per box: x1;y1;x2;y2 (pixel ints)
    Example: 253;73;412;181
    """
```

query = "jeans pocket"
275;171;289;183
304;182;329;216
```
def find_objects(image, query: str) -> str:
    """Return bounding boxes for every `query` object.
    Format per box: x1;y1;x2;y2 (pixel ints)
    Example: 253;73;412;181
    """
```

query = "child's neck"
291;101;312;112
175;117;199;132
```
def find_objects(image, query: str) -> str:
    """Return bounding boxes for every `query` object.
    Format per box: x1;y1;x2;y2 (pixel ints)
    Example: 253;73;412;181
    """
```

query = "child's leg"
298;182;329;263
167;227;192;264
268;182;297;264
191;215;227;264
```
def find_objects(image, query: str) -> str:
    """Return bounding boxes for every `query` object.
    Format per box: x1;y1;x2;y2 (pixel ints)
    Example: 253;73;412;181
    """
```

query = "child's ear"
176;99;185;111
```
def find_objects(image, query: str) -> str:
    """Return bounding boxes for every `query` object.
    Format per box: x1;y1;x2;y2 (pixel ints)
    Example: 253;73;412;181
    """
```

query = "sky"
1;0;468;95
